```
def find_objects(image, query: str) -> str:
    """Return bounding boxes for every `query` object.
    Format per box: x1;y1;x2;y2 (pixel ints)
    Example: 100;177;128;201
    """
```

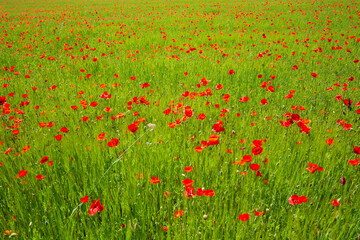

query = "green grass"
0;0;360;238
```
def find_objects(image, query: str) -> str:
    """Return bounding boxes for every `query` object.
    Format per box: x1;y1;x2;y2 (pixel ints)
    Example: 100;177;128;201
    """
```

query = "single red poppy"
252;146;263;156
15;170;28;178
40;156;49;164
107;138;119;147
80;196;89;203
238;213;250;221
89;199;104;216
330;199;340;207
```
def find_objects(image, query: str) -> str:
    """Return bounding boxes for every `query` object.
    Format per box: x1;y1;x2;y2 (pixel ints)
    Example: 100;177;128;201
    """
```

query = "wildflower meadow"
0;0;360;238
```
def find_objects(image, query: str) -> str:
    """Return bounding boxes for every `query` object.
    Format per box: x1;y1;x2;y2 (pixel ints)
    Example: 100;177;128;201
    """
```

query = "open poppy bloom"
306;163;323;173
255;210;264;216
89;199;104;216
174;209;184;218
238;213;250;221
288;195;309;205
40;156;49;164
15;170;28;178
354;146;360;155
330;199;340;207
150;176;161;184
80;196;89;203
35;175;45;180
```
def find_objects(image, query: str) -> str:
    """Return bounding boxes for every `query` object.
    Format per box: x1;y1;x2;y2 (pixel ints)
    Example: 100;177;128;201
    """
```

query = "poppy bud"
341;177;345;185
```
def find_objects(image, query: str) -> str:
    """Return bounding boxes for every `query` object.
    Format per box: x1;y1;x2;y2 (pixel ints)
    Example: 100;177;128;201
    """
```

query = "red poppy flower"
249;163;260;171
252;140;263;147
107;138;119;147
0;96;7;105
241;155;253;163
330;199;340;207
90;102;98;107
326;139;334;146
184;166;193;173
288;195;309;205
184;186;195;198
306;163;323;173
196;188;203;196
285;94;294;99
15;170;28;178
60;127;69;133
197;113;206;120
194;146;204;153
35;175;45;180
260;99;268;105
181;178;194;187
238;213;250;221
128;123;139;133
89;199;104;216
141;82;150;88
311;72;318;78
97;133;105;141
204;189;215;197
174;210;184;218
252;146;263;156
354;146;360;155
291;114;301;121
40;156;49;164
47;122;55;127
54;135;62;141
255;210;264;216
239;97;250;102
216;84;224;90
149;176;161;184
348;159;359;166
80;196;89;203
212;122;225;132
228;69;235;75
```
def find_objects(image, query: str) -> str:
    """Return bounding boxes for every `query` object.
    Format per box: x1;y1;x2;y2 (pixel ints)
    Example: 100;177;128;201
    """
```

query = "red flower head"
311;72;318;78
89;199;104;216
60;127;69;133
184;166;193;173
128;123;139;133
249;163;261;171
289;195;309;205
181;178;194;187
238;213;250;221
330;199;340;207
174;209;184;218
354;146;360;155
0;96;6;105
150;176;161;184
15;170;28;178
54;135;62;141
80;196;89;203
203;189;215;197
252;146;263;156
40;156;49;164
107;138;119;147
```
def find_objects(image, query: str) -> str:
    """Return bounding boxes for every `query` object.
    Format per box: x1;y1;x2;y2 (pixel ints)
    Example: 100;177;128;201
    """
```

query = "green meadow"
0;0;360;238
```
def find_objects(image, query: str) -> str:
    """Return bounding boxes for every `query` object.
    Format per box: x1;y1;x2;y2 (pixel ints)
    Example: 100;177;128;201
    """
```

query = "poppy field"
1;0;360;238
